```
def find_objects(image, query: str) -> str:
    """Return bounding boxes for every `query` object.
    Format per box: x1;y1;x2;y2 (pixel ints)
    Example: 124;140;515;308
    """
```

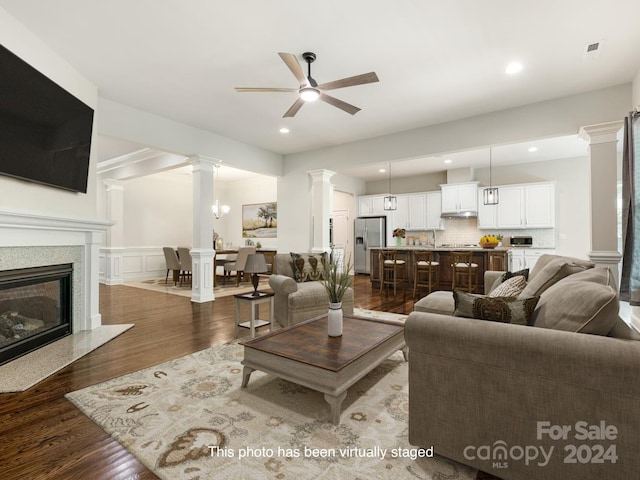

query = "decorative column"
103;179;125;285
190;155;216;303
578;121;624;282
308;169;335;254
85;230;104;329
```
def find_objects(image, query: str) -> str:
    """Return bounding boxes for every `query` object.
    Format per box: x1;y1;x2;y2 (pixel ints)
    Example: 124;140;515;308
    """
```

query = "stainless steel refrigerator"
354;216;386;274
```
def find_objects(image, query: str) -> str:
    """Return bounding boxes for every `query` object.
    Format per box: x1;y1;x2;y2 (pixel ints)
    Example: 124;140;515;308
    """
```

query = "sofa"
405;254;640;480
268;253;354;327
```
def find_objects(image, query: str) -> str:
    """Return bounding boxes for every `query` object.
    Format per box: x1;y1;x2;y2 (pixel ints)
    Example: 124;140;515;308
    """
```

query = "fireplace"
0;264;72;366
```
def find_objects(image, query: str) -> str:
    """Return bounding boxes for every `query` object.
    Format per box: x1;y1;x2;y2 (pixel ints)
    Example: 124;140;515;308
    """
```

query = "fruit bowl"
479;241;499;249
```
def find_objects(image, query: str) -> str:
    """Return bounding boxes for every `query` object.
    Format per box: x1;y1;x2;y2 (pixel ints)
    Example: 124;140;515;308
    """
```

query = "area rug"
66;339;480;479
125;275;270;299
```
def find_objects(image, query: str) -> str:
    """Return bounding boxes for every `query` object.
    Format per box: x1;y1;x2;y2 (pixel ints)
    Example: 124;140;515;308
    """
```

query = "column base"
190;248;215;303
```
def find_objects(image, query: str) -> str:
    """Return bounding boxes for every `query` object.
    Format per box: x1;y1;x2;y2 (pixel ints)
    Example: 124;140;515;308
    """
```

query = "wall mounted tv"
0;44;94;193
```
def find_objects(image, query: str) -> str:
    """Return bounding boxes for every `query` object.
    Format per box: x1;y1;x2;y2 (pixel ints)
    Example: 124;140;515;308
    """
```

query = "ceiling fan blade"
283;98;305;118
319;93;361;115
235;87;297;92
317;72;379;91
278;52;307;86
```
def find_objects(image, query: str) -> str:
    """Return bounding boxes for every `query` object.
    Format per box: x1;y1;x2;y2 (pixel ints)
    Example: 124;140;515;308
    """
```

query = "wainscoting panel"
100;247;168;283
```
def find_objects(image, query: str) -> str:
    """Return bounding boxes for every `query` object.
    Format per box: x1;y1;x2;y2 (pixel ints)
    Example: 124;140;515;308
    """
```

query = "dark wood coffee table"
241;313;407;425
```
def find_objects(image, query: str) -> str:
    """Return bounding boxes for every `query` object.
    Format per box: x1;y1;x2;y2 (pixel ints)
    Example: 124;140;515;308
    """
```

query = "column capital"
188;154;219;170
579;121;624;145
307;169;336;182
103;179;124;191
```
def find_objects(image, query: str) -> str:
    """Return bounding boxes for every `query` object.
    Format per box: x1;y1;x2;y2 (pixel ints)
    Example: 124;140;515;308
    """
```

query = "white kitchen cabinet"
497;186;525;228
494;182;555;229
524;183;555;228
477;190;497;228
510;248;556;271
425;191;444;230
391;193;426;230
441;182;478;214
357;195;387;216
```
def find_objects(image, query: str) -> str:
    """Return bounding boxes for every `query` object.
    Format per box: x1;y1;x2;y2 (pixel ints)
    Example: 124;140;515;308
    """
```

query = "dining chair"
224;246;256;285
176;246;193;286
162;247;181;285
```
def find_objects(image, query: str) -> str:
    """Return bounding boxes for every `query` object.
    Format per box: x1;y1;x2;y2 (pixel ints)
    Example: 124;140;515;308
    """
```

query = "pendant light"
212;163;230;219
383;162;397;210
483;147;499;205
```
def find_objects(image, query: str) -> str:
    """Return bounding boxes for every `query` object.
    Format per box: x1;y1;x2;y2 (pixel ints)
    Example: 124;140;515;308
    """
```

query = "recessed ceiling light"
444;159;452;164
505;62;523;75
279;127;290;134
528;146;538;152
379;168;386;173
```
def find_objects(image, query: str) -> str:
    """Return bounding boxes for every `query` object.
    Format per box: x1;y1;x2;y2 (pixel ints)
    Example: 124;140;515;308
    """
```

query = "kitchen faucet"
431;230;436;247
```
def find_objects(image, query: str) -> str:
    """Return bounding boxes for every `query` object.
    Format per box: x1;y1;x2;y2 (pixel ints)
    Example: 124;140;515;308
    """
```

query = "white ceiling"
2;1;638;179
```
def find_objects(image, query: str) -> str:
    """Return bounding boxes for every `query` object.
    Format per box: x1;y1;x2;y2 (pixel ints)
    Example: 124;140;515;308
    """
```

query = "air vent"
583;40;603;60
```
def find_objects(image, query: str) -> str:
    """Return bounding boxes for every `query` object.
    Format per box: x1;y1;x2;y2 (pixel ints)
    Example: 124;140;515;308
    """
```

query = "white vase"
328;302;343;337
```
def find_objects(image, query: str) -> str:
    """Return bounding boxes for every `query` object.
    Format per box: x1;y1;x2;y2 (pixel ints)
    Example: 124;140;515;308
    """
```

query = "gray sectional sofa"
405;254;640;480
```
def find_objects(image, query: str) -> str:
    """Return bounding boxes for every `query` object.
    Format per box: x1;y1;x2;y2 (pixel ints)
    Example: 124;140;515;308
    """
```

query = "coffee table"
241;313;407;425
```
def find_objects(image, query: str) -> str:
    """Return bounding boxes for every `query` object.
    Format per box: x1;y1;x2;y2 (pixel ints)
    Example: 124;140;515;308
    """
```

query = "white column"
190;155;216;303
84;230;104;330
102;180;125;285
578;121;624;282
308;169;335;253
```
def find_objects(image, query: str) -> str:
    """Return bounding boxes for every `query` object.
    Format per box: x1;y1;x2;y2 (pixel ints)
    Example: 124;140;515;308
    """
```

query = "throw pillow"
488;275;527;298
453;290;540;326
290;253;327;282
532;267;619;335
519;258;593;299
488;268;530;294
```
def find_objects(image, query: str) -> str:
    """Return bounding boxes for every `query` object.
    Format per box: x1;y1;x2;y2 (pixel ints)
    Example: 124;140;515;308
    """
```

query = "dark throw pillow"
290;253;327;282
453;290;540;326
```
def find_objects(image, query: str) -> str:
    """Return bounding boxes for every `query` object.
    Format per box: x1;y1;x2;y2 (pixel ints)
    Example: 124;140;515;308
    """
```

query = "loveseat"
268;253;354;327
405;254;640;480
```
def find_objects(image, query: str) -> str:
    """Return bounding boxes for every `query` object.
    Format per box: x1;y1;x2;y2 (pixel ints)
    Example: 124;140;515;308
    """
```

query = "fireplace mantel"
0;209;113;332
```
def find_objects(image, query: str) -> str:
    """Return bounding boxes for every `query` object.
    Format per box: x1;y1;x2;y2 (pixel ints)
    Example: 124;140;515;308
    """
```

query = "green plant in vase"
322;256;353;337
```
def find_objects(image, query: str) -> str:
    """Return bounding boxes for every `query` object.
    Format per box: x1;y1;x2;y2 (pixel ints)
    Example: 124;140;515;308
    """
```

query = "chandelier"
212;164;230;219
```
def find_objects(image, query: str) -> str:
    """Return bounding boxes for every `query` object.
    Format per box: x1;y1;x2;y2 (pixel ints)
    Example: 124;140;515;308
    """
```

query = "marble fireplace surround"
0;210;112;334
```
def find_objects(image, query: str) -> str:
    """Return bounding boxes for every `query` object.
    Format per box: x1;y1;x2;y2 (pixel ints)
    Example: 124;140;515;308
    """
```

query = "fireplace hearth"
0;264;72;366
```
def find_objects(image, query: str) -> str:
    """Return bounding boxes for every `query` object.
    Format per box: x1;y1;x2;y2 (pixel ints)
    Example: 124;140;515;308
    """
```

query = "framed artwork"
242;202;277;238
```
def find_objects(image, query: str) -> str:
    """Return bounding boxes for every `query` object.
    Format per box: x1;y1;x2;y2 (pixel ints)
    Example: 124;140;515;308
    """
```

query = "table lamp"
244;253;268;296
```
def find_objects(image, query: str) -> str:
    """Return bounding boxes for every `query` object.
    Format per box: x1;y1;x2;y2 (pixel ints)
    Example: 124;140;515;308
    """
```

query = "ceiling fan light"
299;87;320;102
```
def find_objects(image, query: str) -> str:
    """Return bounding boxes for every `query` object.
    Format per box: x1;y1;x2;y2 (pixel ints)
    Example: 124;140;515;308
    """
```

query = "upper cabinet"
478;182;555;229
425;192;444;230
358;194;387;216
441;182;478;214
391;193;426;230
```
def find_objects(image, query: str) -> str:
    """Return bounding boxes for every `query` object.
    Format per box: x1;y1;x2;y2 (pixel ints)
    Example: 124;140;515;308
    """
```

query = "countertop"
370;246;512;252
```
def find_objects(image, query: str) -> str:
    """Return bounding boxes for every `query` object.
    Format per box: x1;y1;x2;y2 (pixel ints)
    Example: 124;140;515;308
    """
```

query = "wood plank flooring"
0;275;417;480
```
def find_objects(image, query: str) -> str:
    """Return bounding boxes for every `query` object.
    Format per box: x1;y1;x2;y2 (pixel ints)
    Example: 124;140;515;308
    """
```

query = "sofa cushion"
290;253;327;282
488;275;527;298
519;256;593;298
488;268;529;293
533;267;619;335
453;290;540;326
414;291;455;315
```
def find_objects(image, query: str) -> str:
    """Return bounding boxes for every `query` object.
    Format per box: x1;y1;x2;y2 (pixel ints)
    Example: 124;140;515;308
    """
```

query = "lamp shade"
244;253;268;274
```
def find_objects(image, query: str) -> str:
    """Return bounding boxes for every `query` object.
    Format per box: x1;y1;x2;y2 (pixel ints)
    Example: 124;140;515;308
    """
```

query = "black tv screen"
0;44;94;193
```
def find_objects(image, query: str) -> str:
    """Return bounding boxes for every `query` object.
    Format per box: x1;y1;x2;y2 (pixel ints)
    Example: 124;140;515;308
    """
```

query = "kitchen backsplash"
405;217;556;247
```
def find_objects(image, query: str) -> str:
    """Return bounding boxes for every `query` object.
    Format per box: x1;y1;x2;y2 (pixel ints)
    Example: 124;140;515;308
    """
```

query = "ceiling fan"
235;52;379;118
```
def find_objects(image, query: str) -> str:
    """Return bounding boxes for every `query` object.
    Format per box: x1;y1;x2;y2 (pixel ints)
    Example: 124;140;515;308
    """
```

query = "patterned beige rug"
125;275;270;299
66;338;480;479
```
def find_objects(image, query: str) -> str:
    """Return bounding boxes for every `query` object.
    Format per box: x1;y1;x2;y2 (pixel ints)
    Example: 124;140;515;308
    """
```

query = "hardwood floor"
0;275;418;480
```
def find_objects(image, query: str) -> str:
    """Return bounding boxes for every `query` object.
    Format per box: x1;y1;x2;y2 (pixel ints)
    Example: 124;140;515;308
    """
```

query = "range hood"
440;167;478;218
441;211;477;219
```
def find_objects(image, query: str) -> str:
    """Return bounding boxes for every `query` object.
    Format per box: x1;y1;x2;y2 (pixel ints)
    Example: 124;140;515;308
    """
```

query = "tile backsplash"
406;217;556;247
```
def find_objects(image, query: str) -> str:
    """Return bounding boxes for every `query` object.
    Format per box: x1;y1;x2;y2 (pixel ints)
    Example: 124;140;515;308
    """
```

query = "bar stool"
413;251;440;298
451;251;479;293
379;250;408;297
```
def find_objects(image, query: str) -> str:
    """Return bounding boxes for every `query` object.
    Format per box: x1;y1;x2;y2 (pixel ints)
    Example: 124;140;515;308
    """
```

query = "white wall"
123;172;193;248
633;66;640;109
0;6;99;220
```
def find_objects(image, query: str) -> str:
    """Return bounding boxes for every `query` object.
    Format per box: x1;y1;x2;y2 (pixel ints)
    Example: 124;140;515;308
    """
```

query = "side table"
233;291;274;338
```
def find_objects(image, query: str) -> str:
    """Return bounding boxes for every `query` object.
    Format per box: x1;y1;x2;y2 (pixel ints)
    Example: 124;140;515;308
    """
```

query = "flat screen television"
0;43;94;193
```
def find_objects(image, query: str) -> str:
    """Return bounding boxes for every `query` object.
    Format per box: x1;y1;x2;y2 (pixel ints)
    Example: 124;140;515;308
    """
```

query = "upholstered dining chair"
176;246;193;286
163;247;181;285
224;246;256;285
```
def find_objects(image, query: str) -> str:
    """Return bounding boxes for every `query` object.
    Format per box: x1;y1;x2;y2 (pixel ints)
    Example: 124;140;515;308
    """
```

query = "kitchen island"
369;246;510;294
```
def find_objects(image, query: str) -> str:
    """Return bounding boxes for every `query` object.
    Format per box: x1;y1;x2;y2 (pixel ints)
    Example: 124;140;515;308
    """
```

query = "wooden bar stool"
379;250;407;297
413;251;440;298
451;251;478;293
